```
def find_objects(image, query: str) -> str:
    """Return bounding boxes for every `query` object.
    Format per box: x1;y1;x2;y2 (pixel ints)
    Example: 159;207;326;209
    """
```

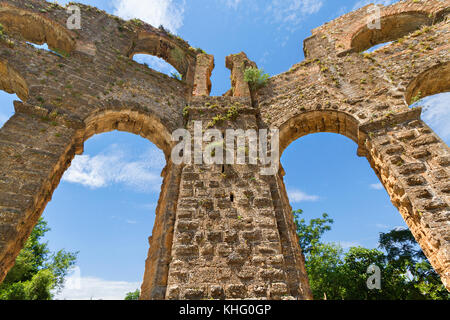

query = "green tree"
294;209;449;300
379;228;448;299
293;209;333;255
0;218;78;300
305;243;345;300
125;289;140;300
338;246;404;300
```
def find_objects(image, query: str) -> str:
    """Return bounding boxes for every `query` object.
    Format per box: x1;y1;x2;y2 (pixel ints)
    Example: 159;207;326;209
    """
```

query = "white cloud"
267;0;323;31
420;93;450;142
63;144;165;193
288;189;320;203
221;0;323;32
113;0;185;33
370;183;383;190
352;0;398;11
339;241;361;249
55;275;140;300
375;223;389;229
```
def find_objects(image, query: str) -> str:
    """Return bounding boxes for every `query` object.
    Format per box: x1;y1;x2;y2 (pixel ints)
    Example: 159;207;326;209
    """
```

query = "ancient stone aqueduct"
0;0;448;300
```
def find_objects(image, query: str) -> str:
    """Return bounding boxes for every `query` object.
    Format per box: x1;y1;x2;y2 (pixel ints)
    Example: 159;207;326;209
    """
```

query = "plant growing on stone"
170;47;186;72
171;71;182;81
226;105;239;120
244;67;269;92
183;105;190;118
411;91;422;104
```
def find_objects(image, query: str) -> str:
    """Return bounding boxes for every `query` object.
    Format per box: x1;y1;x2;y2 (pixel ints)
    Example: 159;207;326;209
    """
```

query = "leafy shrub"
244;67;269;92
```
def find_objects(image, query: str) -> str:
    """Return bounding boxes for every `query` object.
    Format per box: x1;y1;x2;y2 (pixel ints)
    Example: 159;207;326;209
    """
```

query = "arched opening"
133;54;180;79
0;91;18;129
0;60;28;102
128;30;195;82
416;93;450;144
0;58;27;129
282;132;407;249
42;130;166;299
58;109;173;299
279;110;449;299
26;42;67;58
351;12;433;53
0;5;75;56
405;62;450;106
82;109;173;159
363;41;392;54
278;110;360;154
0;106;176;299
406;62;450;145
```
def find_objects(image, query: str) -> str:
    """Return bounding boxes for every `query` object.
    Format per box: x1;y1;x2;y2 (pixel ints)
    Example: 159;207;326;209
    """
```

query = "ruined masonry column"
164;96;311;300
225;52;257;98
192;53;215;97
0;103;80;283
140;162;184;300
364;118;450;290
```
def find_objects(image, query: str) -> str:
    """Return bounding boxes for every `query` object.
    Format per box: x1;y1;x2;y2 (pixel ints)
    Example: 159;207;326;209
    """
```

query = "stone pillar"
225;52;257;98
140;162;183;300
0;105;79;283
192;53;214;97
363;118;450;290
164;96;312;300
271;168;313;299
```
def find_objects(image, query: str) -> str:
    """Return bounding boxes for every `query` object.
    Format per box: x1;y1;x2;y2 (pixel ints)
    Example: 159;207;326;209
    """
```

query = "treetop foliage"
294;209;449;300
0;218;78;300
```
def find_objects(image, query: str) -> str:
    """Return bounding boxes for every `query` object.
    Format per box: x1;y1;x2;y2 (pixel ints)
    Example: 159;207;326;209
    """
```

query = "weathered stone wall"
165;96;311;300
0;0;448;299
364;119;450;289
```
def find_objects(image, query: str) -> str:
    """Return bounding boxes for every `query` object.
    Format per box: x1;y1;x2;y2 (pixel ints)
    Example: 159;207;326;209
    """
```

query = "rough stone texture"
0;0;448;299
192;53;214;97
225;52;257;98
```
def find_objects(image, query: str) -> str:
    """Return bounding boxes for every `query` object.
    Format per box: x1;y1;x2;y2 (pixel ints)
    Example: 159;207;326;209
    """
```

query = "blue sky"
0;0;448;299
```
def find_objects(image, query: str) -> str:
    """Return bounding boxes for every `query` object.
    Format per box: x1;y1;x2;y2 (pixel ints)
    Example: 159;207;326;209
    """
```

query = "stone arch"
351;11;433;53
361;120;450;291
277;109;450;291
80;109;174;158
274;110;362;299
0;5;76;55
76;108;180;300
0;60;28;102
0;106;180;299
405;62;450;105
278;110;360;154
128;30;196;82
